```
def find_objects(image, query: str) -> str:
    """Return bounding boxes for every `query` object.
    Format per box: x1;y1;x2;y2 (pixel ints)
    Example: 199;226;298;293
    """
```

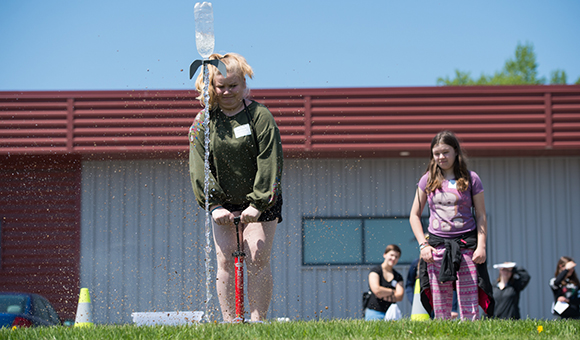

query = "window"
43;297;62;324
33;295;50;322
303;218;362;265
302;216;427;266
0;295;27;314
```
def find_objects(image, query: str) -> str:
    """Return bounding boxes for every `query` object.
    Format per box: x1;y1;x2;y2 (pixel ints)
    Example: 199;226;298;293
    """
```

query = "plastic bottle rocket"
194;2;215;59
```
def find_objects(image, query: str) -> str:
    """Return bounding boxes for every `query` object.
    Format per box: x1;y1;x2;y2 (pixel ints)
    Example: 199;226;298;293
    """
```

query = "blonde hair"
195;53;254;109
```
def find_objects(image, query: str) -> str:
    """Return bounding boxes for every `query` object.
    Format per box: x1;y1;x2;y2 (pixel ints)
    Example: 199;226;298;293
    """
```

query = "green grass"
2;319;580;340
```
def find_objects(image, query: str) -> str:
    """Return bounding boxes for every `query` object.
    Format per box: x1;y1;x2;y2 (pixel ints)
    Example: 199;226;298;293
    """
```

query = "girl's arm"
393;282;405;302
472;191;487;264
410;187;433;263
189;113;226;210
369;272;395;300
513;267;531;292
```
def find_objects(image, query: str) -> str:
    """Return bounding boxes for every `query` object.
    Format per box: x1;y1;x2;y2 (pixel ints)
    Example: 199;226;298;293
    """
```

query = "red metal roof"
1;85;579;159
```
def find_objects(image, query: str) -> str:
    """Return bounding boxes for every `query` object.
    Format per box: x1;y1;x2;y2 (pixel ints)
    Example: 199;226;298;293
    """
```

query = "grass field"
2;319;580;340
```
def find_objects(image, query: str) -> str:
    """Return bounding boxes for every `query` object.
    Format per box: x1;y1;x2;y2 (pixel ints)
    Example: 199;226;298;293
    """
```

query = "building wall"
0;155;82;321
80;157;580;323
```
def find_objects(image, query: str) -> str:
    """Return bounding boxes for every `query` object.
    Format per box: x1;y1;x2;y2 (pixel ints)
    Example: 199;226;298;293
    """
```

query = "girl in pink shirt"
409;131;492;320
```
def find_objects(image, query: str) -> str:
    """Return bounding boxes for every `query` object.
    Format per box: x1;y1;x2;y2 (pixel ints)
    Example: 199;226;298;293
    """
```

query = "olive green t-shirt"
189;100;283;211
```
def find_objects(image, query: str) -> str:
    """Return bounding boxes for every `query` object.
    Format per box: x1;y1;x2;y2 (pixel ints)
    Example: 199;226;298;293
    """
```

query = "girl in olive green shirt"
189;53;283;323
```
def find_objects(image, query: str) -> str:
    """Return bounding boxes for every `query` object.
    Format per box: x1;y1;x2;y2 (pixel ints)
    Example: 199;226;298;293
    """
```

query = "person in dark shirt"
365;244;404;320
549;256;579;319
492;262;530;319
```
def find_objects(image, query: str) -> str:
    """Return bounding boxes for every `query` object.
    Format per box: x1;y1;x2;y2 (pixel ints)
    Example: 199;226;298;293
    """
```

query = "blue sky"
1;0;579;91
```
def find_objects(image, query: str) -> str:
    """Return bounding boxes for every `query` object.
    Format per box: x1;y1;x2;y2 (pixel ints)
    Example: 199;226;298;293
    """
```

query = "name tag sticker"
234;124;252;138
448;180;457;189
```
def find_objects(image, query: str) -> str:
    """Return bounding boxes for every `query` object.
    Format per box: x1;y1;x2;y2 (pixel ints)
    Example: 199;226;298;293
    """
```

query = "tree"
550;70;567;85
437;42;570;86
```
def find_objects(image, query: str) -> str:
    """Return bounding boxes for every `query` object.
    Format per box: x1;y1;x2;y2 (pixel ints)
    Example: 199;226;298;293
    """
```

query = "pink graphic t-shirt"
418;171;484;238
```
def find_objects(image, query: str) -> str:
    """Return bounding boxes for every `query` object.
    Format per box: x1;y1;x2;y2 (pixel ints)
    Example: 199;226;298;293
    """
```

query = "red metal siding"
553;92;580;148
0;155;81;321
0;85;579;159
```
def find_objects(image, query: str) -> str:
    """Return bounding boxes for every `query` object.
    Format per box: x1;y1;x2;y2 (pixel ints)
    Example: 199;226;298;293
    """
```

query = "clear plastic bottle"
194;2;215;59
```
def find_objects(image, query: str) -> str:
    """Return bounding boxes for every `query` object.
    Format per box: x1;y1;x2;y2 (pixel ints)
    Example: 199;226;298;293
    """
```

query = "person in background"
492;262;530;319
549;256;579;319
405;257;420;305
409;130;494;320
189;53;283;322
365;244;405;320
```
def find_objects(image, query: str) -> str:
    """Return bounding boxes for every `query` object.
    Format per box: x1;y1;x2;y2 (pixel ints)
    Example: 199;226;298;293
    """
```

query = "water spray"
190;1;226;323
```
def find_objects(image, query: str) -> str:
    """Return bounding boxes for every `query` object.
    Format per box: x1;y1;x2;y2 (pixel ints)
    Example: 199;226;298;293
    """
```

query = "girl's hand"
240;205;261;224
212;207;234;226
420;246;434;263
557;296;569;303
472;247;486;264
565;261;576;271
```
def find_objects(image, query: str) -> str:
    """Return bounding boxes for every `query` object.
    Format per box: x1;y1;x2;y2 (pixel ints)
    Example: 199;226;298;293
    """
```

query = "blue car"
0;292;62;328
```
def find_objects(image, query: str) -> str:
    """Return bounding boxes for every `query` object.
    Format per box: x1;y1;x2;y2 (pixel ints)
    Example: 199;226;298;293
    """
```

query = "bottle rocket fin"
189;59;227;79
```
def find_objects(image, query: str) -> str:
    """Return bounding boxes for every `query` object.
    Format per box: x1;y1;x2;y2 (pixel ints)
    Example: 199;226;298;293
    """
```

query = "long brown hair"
555;256;580;286
425;130;471;193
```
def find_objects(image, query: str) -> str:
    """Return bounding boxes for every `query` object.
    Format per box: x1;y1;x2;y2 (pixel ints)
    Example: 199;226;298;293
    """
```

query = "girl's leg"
427;246;453;319
456;249;479;320
212;219;239;322
243;220;277;321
